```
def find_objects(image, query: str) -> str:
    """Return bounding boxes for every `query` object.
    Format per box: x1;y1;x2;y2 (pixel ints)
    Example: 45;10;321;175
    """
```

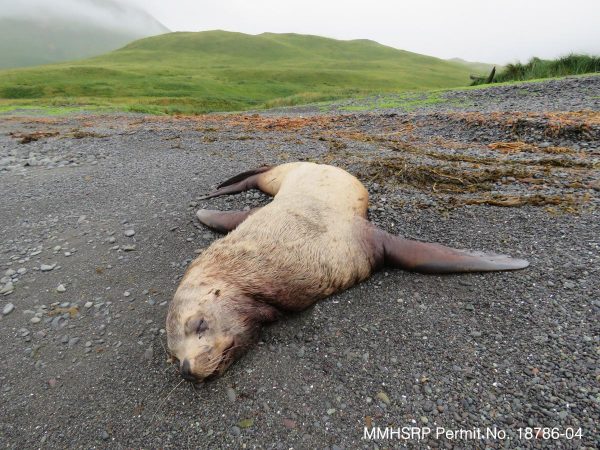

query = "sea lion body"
167;162;529;381
186;163;373;311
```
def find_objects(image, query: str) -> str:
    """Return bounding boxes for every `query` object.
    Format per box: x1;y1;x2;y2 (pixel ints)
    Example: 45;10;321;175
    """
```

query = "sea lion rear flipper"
196;208;261;233
375;228;529;274
200;166;273;199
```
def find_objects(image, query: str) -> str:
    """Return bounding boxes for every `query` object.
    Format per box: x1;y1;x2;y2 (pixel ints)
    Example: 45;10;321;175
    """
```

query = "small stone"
100;430;109;441
1;282;14;296
226;387;237;402
123;291;131;297
2;303;15;315
423;401;435;412
40;264;56;272
107;237;116;243
4;269;16;277
144;347;153;361
283;418;297;429
124;229;135;237
238;418;254;429
376;391;390;405
30;317;41;324
84;301;93;308
122;245;136;252
53;245;62;252
471;330;482;338
230;426;241;436
56;284;66;293
420;416;429;424
48;378;58;388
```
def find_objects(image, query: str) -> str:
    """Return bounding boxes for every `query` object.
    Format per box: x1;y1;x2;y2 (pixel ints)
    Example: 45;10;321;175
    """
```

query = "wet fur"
167;163;377;378
167;162;527;380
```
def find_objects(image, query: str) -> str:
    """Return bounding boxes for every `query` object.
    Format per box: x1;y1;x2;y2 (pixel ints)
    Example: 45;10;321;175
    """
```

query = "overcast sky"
128;0;599;64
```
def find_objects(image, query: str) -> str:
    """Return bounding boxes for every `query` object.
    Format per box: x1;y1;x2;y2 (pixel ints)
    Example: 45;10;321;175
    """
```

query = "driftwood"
485;66;496;83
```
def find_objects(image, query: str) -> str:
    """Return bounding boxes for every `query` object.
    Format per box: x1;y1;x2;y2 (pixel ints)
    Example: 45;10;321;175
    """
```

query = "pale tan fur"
167;162;376;379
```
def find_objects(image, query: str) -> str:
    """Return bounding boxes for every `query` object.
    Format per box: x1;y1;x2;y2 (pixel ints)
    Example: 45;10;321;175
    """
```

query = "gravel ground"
0;76;598;449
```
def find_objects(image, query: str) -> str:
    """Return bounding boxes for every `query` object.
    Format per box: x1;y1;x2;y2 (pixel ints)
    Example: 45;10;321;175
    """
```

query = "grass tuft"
472;54;600;85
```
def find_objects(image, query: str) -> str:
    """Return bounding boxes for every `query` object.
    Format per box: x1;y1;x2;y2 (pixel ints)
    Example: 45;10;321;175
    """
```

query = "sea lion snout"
180;359;196;381
174;337;237;382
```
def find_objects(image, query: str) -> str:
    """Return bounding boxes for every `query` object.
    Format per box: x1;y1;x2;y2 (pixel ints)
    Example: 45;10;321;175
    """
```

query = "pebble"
40;264;56;272
1;282;14;295
226;387;237;402
4;269;16;277
144;347;153;361
30;317;41;324
376;391;390;404
2;303;15;315
124;229;135;237
56;284;66;293
100;430;109;440
84;301;93;308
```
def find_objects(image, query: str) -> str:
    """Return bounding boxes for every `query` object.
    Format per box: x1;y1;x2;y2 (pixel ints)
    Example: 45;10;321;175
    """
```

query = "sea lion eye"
196;319;209;335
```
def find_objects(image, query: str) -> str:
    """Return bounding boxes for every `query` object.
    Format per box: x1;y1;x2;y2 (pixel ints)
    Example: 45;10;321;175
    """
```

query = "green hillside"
0;30;474;114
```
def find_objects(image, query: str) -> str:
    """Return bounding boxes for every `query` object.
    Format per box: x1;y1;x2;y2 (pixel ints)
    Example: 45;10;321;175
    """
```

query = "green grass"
472;54;599;85
0;30;474;114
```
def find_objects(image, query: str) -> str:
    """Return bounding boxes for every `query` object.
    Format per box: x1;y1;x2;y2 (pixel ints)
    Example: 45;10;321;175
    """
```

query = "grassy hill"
0;30;474;114
0;0;169;69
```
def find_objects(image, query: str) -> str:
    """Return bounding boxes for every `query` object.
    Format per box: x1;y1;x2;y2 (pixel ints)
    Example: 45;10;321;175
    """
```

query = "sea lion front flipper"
196;208;261;233
200;166;273;199
374;228;529;274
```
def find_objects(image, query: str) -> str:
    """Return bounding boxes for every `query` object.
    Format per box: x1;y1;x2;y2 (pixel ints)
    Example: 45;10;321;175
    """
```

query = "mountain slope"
0;30;473;113
0;0;169;69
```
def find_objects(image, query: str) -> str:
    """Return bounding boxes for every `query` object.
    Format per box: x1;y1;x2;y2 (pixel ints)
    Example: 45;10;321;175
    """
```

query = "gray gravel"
0;76;599;449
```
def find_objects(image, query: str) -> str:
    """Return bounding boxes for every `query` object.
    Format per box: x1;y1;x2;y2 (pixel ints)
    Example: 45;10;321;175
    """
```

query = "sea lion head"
166;283;277;382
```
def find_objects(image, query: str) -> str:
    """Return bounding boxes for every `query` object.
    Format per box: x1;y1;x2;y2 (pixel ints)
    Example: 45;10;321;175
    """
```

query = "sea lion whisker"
150;378;185;422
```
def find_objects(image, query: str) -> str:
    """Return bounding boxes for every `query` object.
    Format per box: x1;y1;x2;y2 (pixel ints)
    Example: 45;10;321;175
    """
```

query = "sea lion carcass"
166;162;529;381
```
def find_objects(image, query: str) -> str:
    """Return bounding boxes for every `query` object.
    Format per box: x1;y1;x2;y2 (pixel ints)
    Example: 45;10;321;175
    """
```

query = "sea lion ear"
236;296;281;324
372;227;529;274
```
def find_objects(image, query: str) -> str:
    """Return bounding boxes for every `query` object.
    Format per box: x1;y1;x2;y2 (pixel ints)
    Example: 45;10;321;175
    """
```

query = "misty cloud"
1;0;167;35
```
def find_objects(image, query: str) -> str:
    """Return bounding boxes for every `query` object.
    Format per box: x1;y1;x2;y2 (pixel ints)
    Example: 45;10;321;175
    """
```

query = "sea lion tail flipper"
196;208;261;233
376;229;529;273
200;166;273;199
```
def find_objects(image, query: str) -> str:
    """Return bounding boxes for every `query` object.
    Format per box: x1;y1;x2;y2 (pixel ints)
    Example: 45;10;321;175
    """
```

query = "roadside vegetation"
471;54;599;85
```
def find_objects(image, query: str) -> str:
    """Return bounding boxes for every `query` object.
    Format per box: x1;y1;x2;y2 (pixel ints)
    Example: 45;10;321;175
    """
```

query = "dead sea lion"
166;162;528;381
